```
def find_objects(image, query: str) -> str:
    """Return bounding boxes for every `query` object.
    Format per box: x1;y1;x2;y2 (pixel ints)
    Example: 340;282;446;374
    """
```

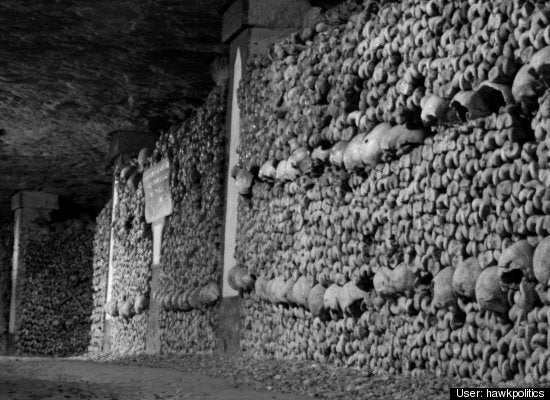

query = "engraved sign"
143;158;173;223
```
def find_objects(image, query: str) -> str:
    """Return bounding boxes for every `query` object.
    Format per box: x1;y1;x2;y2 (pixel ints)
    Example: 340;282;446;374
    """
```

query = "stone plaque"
143;158;173;223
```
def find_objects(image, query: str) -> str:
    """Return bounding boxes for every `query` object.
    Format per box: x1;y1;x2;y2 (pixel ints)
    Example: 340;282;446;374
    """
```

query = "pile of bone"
234;109;550;383
160;308;218;355
155;282;220;312
240;242;550;382
156;85;227;354
236;0;550;186
89;202;112;354
107;178;152;355
16;219;94;357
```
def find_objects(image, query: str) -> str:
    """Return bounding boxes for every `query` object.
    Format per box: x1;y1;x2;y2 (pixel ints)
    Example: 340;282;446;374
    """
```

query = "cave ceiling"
0;0;230;221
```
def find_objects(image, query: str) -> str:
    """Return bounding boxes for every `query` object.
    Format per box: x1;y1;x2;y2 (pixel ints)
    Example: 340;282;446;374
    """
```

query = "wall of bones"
89;201;112;353
230;0;550;383
100;84;227;354
16;218;95;356
0;225;12;354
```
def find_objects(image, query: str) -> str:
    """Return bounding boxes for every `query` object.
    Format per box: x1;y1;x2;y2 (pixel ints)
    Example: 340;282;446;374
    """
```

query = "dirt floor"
3;354;545;399
0;357;309;400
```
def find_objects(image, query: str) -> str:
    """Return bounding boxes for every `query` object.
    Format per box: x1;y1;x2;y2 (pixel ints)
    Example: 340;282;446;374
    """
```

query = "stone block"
222;0;245;44
11;191;58;211
248;0;310;29
222;0;311;43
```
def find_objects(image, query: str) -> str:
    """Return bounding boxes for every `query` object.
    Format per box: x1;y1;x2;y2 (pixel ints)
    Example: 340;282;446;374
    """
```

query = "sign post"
142;158;173;355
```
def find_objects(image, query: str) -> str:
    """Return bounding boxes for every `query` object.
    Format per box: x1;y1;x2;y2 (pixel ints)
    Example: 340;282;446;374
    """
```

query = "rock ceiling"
0;0;231;221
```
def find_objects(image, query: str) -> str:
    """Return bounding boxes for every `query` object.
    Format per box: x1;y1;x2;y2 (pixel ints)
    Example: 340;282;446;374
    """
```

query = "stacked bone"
237;0;550;183
236;94;549;381
89;201;112;353
99;85;227;355
233;0;550;383
157;85;227;355
236;103;550;382
0;224;12;354
237;2;364;171
16;219;94;356
108;179;152;355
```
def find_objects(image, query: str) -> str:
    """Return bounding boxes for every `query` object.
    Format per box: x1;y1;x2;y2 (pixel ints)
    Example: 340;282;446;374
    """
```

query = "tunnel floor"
0;357;307;400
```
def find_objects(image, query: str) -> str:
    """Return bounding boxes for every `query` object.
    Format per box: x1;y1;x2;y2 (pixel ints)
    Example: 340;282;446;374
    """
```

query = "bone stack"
89;201;112;353
102;85;227;355
17;219;94;356
233;0;550;384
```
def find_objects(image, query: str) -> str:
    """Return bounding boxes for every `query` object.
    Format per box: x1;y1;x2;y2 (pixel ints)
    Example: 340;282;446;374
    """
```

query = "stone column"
218;0;311;354
8;191;59;354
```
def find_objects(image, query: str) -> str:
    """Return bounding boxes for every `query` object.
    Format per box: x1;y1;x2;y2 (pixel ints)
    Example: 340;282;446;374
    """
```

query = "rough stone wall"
105;84;227;355
89;201;112;353
15;220;94;356
235;0;550;384
0;224;13;354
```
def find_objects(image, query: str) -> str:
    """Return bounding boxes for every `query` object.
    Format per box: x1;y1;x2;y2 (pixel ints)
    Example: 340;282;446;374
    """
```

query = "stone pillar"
218;0;311;354
8;191;59;354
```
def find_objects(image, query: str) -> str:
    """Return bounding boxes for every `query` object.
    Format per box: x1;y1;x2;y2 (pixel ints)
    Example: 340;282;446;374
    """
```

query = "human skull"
381;125;425;154
283;157;301;181
275;160;288;181
361;123;392;166
450;91;491;121
291;275;312;307
373;266;394;297
258;159;277;181
512;65;542;111
188;287;204;309
513;280;537;312
288;147;312;174
200;282;220;305
529;46;550;82
134;293;149;314
283;277;296;303
119;299;135;319
337;282;368;314
177;288;193;312
324;284;341;310
308;284;326;317
329;141;348;168
235;168;254;195
389;263;416;297
311;146;331;164
270;276;288;303
498;240;535;290
453;257;482;298
420;94;453;126
343;133;368;171
432;267;456;308
476;266;509;314
476;81;514;113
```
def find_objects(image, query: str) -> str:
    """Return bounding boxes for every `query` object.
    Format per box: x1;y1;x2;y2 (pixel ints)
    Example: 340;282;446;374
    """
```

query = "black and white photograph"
0;0;549;399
